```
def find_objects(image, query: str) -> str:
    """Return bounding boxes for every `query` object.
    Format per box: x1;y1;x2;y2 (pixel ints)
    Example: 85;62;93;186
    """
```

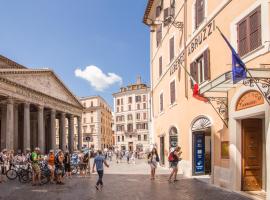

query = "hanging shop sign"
236;90;264;111
194;133;205;174
188;19;216;56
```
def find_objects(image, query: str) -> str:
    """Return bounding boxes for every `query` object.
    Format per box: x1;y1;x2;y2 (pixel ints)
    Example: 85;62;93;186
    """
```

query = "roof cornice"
143;0;155;25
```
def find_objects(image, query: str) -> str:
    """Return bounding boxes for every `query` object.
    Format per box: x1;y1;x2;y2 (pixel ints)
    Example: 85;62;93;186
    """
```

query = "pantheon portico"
0;55;83;153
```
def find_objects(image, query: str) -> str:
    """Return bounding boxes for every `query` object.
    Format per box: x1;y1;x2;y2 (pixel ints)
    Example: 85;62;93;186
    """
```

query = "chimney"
136;76;141;84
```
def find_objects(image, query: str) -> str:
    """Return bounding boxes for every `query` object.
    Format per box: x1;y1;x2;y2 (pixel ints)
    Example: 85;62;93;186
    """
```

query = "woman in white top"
147;148;160;180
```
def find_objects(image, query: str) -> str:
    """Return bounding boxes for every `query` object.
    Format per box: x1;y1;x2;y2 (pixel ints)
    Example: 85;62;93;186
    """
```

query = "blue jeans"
96;170;103;186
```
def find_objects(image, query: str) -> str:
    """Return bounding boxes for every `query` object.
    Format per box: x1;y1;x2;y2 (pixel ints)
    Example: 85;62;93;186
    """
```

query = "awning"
200;68;270;94
198;68;270;127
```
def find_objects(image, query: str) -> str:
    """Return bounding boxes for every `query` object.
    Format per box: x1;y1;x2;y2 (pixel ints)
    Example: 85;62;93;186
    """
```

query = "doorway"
242;118;262;191
160;136;165;165
128;142;133;151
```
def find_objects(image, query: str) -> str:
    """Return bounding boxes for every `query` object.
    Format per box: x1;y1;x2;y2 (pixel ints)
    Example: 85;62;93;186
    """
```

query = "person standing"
168;146;182;183
148;148;159;180
64;151;71;178
131;151;136;164
0;149;8;183
55;150;65;185
115;150;120;164
31;147;42;186
47;150;55;184
126;150;130;164
92;150;109;191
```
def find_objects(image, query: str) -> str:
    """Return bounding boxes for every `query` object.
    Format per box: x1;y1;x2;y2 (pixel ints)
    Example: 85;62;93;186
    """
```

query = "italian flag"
192;82;209;103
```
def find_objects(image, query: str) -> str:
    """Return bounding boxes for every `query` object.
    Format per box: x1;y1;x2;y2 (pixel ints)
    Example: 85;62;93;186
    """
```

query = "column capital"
50;109;56;114
61;112;66;117
24;102;30;107
6;97;14;104
37;105;44;110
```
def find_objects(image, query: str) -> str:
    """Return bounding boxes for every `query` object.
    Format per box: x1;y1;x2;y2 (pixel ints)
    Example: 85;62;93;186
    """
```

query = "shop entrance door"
128;142;133;151
242;119;262;191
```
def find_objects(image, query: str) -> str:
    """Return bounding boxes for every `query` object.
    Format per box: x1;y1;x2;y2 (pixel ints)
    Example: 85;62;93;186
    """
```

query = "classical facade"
144;0;270;196
0;55;83;154
79;96;113;150
113;77;151;152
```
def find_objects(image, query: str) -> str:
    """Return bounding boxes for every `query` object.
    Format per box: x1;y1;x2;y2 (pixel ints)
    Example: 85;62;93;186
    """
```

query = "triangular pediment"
0;69;82;107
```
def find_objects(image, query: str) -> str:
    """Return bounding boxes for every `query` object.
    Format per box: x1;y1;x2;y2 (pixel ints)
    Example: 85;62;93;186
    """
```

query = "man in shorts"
31;147;41;186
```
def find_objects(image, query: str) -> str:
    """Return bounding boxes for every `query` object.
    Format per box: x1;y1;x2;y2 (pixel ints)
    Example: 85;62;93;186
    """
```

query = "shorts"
170;161;179;169
48;164;55;171
32;164;41;175
79;164;87;170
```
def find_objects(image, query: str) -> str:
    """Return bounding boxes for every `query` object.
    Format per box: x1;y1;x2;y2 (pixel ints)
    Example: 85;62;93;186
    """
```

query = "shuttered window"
156;24;162;47
160;93;163;112
195;0;205;28
164;8;170;26
170;80;176;104
190;49;210;88
159;56;162;77
170;0;175;18
169;37;174;62
237;7;261;57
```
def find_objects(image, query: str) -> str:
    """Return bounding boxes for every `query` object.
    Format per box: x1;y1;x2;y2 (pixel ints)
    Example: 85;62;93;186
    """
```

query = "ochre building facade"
144;0;270;196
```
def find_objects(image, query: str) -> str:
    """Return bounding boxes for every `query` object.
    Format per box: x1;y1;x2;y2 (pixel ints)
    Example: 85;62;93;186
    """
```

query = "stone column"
50;109;56;150
60;112;66;151
6;99;14;150
37;106;45;154
68;115;74;152
77;116;82;151
13;104;18;151
23;103;30;151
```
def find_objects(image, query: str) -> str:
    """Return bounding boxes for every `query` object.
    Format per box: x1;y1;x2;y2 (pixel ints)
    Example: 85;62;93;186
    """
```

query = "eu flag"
217;28;247;83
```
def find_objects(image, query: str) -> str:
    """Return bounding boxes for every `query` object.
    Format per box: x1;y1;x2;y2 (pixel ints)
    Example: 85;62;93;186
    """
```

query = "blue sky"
0;0;149;106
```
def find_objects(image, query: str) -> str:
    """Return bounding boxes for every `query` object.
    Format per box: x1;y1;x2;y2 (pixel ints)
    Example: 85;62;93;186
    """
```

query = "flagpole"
216;26;270;106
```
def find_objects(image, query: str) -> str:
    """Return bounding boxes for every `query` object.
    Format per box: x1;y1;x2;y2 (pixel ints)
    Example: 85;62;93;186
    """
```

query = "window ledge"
169;102;177;109
241;45;265;62
159;111;164;116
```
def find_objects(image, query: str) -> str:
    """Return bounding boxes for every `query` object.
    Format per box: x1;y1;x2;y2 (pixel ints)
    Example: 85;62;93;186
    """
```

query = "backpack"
168;151;175;162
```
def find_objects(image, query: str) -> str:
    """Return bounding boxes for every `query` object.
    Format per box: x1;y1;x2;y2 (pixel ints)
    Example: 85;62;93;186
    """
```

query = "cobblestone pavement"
0;159;252;200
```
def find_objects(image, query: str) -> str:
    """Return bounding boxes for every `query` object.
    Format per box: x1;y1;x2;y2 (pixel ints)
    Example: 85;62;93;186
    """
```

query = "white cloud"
75;65;122;91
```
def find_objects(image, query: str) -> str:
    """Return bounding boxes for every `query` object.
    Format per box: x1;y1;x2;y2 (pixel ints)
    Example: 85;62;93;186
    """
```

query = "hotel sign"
236;90;264;111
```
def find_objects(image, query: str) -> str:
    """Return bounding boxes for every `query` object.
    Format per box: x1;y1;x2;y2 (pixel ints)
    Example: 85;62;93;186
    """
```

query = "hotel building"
143;0;270;196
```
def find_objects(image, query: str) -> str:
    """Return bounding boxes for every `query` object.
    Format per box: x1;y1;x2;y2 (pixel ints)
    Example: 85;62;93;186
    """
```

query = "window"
169;37;174;62
118;136;120;142
121;98;124;105
128;96;132;104
128;114;133;121
83;126;87;133
144;135;148;141
135;95;141;102
156;0;163;18
136;113;140;120
121;106;123;112
138;135;141;141
122;136;124;142
91;101;93;107
170;80;176;104
117;99;120;106
83;117;86;123
143;113;147;120
164;8;171;26
137;104;140;110
156;24;162;47
190;49;210;87
143;95;146;102
117;107;119;112
170;0;175;17
136;123;141;130
90;125;94;133
195;0;205;28
237;7;261;57
127;124;133;132
143;103;146;109
83;102;86;107
128;105;131;111
160;93;164;112
91;117;94;123
159;56;163;77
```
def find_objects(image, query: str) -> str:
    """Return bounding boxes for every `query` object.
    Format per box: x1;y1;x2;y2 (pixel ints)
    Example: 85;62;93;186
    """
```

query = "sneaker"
95;185;99;191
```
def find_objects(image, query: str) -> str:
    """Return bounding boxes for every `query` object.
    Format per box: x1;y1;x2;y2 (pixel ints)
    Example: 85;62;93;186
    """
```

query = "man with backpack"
168;146;182;183
31;147;41;186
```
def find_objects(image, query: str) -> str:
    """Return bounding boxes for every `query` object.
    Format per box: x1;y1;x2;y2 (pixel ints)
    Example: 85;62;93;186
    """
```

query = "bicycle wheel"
19;170;32;183
71;165;78;175
6;169;18;180
40;170;50;185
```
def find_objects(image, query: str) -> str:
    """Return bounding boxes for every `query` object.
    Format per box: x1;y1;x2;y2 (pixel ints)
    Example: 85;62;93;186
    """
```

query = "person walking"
0;149;8;183
131;151;136;164
168;146;182;183
47;150;55;184
148;148;159;180
64;151;71;178
31;147;42;186
126;150;130;164
92;150;109;191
